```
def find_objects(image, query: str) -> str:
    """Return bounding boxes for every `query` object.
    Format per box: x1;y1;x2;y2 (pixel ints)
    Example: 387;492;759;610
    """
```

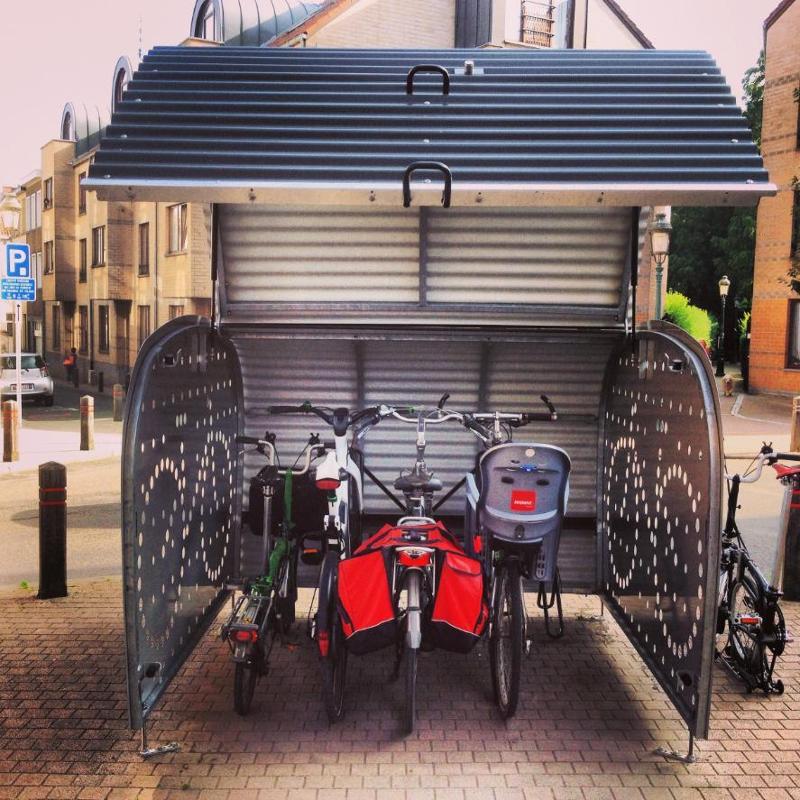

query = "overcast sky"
0;0;779;186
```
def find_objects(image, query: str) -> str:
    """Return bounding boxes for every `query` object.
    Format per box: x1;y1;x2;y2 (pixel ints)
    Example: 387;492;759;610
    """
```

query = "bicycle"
716;443;796;694
221;432;324;715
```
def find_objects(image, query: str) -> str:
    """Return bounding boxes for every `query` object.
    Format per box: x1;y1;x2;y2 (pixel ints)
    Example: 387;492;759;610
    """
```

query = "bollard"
88;369;96;386
2;400;19;462
98;371;104;394
791;397;800;453
38;461;67;599
80;395;95;451
112;383;125;422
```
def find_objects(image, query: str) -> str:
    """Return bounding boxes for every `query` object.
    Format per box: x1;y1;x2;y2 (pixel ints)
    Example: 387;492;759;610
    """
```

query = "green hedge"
663;292;714;345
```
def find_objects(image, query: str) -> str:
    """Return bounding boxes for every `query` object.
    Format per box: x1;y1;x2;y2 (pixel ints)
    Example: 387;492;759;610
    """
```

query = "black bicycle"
716;443;796;694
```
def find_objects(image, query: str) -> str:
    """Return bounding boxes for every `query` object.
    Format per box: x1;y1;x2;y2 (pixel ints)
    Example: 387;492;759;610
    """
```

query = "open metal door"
121;317;243;729
600;323;723;739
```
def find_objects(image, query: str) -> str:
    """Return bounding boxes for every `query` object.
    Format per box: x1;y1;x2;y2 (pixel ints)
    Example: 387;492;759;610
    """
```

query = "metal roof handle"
405;64;450;96
403;162;452;209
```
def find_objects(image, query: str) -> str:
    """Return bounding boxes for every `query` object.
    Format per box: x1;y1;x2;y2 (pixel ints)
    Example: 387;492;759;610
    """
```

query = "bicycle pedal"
784;630;794;644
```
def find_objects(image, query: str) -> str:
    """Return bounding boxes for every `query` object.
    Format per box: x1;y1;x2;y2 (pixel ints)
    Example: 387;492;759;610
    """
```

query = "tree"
666;53;764;359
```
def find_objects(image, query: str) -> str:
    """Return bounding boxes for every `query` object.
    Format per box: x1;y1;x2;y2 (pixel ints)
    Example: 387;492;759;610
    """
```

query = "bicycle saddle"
394;473;443;494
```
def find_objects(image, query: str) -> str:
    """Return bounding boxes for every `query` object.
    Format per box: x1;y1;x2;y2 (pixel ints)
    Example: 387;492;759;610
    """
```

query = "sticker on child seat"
510;490;536;512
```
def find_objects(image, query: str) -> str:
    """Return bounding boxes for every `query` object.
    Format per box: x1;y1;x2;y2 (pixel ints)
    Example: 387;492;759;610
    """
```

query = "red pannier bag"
337;547;397;654
429;550;488;653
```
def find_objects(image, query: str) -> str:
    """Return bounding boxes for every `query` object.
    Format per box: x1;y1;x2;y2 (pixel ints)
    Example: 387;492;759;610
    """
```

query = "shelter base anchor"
139;721;179;760
654;730;695;764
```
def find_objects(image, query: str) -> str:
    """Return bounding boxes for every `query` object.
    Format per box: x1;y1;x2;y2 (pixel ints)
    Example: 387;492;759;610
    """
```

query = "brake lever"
437;392;450;410
541;394;557;416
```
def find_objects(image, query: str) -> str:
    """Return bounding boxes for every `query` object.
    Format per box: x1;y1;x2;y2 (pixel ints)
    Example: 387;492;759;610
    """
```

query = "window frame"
43;178;53;209
98;305;110;354
168;304;185;320
138;222;150;275
137;305;151;350
91;225;106;267
78;306;89;355
79;238;87;283
168;203;188;254
78;172;87;214
792;189;800;258
52;305;61;350
43;241;54;274
788;300;800;370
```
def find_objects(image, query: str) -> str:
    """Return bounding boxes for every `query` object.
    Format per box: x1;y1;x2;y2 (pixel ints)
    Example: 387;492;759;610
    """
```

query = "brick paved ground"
1;580;799;800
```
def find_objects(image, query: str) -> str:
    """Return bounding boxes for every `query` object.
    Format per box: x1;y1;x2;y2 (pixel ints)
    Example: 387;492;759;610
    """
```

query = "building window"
43;178;53;209
138;305;151;349
168;203;188;253
25;190;41;231
65;311;74;348
79;239;87;283
62;110;74;141
138;223;150;275
44;241;54;274
78;172;87;214
788;301;800;369
52;306;61;350
195;0;218;40
78;306;88;354
30;252;42;286
92;225;105;266
168;304;185;320
98;306;110;354
792;190;800;257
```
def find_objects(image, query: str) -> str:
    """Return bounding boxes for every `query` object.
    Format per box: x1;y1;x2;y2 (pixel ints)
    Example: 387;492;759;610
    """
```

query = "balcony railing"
521;1;555;47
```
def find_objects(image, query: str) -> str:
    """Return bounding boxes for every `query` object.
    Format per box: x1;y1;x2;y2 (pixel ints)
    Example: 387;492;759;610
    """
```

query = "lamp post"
715;275;731;378
649;212;672;319
0;191;23;418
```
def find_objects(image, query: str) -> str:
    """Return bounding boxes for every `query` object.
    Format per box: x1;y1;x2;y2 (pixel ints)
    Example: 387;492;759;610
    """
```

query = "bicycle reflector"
737;614;762;627
315;451;341;491
397;547;433;567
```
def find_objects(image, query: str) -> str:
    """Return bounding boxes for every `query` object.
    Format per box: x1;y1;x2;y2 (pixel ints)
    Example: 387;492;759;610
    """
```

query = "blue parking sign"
1;243;35;301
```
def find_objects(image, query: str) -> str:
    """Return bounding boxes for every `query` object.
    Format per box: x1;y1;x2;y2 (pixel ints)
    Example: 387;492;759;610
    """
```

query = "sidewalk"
0;580;798;800
0;379;123;474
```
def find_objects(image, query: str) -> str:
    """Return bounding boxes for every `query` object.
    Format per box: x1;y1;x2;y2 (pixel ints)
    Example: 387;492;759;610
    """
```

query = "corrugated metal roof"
85;47;774;206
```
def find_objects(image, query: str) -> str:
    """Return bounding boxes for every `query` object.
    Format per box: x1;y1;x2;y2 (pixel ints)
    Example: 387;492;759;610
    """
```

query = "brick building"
4;0;659;382
750;0;800;394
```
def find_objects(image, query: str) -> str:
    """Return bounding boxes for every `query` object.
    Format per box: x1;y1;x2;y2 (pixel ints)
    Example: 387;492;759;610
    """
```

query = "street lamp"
715;275;731;378
0;190;23;418
649;212;672;319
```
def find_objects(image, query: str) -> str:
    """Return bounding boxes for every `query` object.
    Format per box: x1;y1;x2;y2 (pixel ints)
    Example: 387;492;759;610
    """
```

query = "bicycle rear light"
232;628;258;643
315;451;341;491
397;548;433;567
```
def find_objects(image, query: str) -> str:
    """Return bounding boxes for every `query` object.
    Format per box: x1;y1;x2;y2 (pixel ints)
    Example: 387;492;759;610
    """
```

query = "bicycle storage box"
94;47;773;746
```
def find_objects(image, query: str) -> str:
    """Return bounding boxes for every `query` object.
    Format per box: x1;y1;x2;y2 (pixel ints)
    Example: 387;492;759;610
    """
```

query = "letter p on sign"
5;244;30;278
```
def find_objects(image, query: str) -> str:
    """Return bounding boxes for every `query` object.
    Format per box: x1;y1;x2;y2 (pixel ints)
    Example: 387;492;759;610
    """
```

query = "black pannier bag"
247;466;328;538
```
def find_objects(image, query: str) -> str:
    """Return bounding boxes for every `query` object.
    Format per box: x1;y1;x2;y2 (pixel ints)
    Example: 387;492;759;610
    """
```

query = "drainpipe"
89;298;95;371
154;202;159;329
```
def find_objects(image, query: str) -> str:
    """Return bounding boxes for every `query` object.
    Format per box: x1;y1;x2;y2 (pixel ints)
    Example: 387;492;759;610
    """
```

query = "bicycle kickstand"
537;569;565;639
654;730;696;764
139;718;179;760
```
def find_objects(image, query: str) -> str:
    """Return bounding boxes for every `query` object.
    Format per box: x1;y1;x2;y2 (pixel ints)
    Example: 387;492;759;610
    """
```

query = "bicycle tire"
233;656;258;716
727;573;767;680
404;644;418;735
490;560;524;719
321;620;347;723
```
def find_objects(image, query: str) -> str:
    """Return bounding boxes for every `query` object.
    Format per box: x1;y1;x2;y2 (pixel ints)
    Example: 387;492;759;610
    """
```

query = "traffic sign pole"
15;301;21;426
2;243;34;428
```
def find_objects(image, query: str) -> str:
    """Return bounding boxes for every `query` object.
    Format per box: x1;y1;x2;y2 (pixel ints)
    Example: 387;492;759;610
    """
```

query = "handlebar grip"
775;452;800;462
267;405;306;414
235;435;262;445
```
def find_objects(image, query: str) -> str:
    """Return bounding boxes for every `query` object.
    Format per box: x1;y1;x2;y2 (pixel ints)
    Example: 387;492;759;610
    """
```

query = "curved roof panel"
85;47;775;207
190;0;327;46
61;101;110;157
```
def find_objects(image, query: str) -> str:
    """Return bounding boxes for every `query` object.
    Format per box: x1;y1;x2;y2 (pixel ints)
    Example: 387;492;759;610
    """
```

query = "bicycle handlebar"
235;433;322;476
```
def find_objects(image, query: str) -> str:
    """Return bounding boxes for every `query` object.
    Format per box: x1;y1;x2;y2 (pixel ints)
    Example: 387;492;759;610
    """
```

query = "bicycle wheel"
490;559;524;719
233;652;258;716
726;574;767;680
321;619;347;722
404;644;418;735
